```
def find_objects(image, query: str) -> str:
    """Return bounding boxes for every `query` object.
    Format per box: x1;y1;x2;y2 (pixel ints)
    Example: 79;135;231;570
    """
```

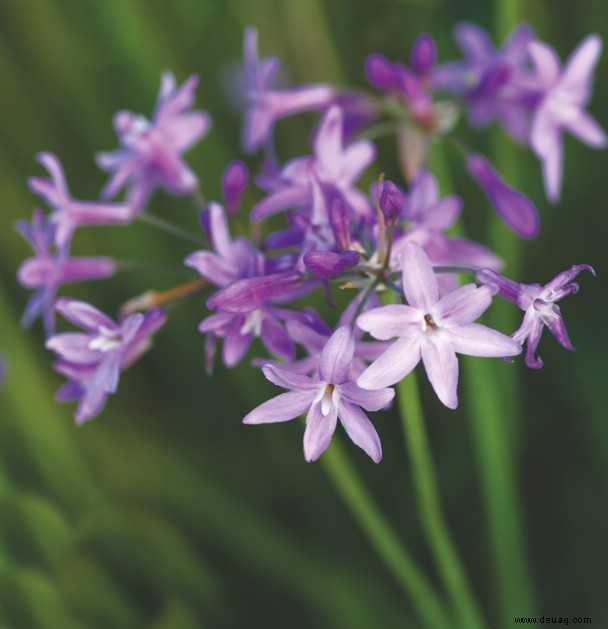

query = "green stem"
395;364;486;629
137;213;205;246
431;139;536;622
321;442;451;629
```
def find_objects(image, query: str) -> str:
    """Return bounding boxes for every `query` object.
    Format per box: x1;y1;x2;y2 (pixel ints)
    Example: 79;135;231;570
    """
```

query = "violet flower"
529;35;607;202
357;242;521;408
251;106;375;223
16;209;116;332
29;153;134;248
433;23;535;143
467;154;539;239
46;299;166;423
185;203;307;367
222;160;249;214
241;27;335;153
244;326;394;462
390;170;501;291
476;265;595;368
97;72;211;211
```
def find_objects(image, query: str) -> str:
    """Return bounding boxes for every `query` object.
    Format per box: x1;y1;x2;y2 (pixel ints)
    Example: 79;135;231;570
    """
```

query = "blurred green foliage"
0;0;607;627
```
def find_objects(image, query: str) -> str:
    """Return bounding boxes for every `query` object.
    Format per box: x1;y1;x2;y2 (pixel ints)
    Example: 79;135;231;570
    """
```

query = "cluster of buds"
15;24;600;463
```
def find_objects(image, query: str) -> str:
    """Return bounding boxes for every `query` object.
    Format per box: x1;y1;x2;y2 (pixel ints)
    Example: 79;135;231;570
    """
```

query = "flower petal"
432;284;494;327
420;335;459;409
243;391;313;424
401;242;439;312
357;335;422;389
339;382;395;411
357;304;421;340
338;401;382;463
303;401;338;462
319;326;355;384
447;323;522;357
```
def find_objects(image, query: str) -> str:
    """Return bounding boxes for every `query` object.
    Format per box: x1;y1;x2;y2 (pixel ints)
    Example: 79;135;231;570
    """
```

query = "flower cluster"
15;24;600;462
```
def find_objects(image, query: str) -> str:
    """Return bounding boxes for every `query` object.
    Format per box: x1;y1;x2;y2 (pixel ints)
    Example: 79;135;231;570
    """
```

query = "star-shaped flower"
529;35;607;202
357;242;521;408
46;299;166;423
97;72;211;210
244;326;394;462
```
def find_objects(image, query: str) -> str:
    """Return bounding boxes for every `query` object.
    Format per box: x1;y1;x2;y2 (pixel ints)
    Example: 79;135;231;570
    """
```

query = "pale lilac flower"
244;326;394;462
390;170;501;291
433;24;535;143
16;209;116;332
46;299;166;423
529;36;607;202
467;154;539;239
97;72;211;211
357;242;521;408
251;106;375;223
476;264;595;368
241;27;335;153
29;153;134;248
254;295;389;380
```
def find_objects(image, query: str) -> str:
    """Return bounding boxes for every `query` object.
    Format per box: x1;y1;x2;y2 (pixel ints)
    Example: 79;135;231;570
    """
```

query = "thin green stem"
432;139;536;622
391;330;486;628
137;212;205;246
321;442;451;629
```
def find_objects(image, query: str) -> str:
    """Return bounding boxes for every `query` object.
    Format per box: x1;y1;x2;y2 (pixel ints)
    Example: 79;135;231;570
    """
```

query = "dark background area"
0;0;606;627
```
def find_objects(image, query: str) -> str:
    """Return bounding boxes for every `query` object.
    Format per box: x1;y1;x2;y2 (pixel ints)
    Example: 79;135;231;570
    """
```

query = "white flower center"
88;326;123;352
422;313;438;334
314;383;341;416
240;309;265;337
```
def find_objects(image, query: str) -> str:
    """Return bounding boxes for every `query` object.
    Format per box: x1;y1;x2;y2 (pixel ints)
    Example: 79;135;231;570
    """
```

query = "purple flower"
222;160;249;214
390;170;501;292
467;154;539;239
16;209;116;332
477;264;595;368
357;242;521;408
434;24;535;143
529;36;607;202
29;153;134;248
241;27;335;153
97;72;211;211
185;203;307;367
411;34;437;78
46;299;166;423
252;106;375;223
244;326;394;462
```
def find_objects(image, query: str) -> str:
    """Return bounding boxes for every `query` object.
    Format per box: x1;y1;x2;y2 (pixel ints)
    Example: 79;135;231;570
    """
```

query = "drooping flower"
467;153;539;239
97;72;211;211
357;242;521;408
241;27;335;153
244;326;394;462
29;153;134;248
433;23;535;143
528;35;607;202
46;299;166;423
476;264;595;368
16;209;117;332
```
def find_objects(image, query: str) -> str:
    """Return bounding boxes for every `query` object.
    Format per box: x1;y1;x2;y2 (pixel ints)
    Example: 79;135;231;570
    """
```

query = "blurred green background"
0;0;607;627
